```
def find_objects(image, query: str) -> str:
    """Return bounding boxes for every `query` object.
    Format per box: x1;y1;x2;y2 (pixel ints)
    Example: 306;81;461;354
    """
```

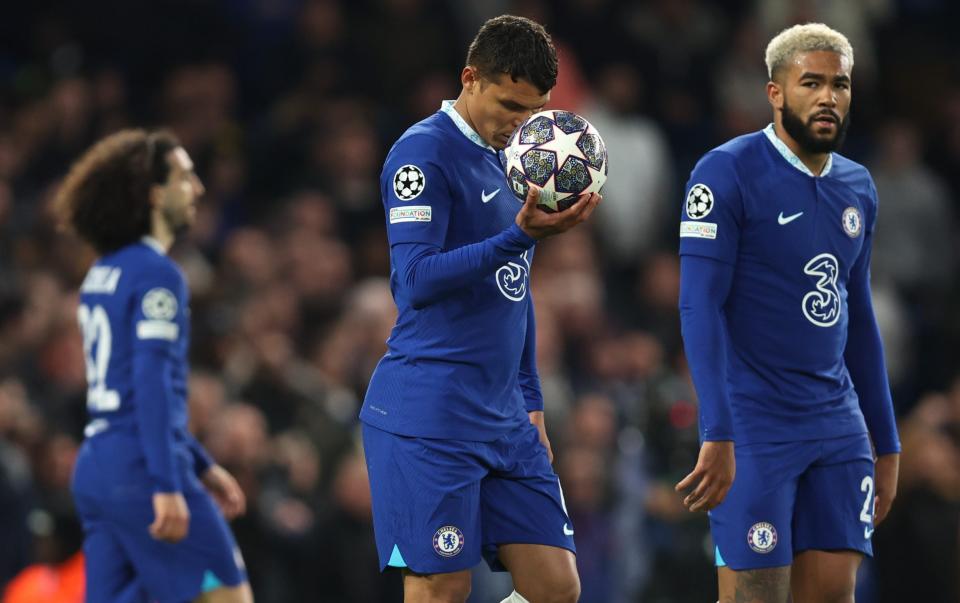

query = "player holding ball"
359;14;601;603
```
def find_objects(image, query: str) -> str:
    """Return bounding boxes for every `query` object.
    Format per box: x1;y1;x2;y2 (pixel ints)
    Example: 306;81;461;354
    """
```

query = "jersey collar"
763;123;833;177
441;100;495;152
141;236;167;255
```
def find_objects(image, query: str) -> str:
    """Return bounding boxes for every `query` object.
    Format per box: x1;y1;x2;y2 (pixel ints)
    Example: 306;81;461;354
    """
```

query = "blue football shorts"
362;420;576;574
710;432;876;571
72;433;246;603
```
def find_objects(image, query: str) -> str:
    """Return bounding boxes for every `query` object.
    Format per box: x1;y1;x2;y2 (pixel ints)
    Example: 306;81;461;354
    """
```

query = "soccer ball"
502;110;607;212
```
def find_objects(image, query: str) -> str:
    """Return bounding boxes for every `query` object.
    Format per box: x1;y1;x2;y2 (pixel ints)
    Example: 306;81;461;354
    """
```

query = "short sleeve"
131;264;184;349
382;134;452;247
678;151;744;265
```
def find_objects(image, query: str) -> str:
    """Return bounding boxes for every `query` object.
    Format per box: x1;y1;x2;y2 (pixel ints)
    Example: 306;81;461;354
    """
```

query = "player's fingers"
684;475;712;507
171;513;189;542
689;482;723;512
873;494;893;526
578;193;601;221
151;516;176;542
149;515;164;538
523;185;541;210
675;467;702;492
566;192;593;220
231;487;246;516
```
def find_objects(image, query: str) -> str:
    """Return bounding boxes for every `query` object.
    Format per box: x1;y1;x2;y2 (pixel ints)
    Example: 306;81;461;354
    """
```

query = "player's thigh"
793;434;874;557
710;441;815;571
401;568;473;603
362;423;488;575
103;491;247;603
790;549;861;603
498;543;579;603
76;500;149;603
479;422;576;571
718;565;791;603
193;582;254;603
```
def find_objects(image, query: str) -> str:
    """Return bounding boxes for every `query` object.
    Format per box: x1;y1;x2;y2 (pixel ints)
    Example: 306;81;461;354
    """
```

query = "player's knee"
409;572;471;603
521;572;580;603
817;581;855;603
432;580;471;603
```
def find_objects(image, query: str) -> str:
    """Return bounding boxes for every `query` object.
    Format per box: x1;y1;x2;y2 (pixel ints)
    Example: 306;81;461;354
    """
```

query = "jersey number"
802;253;841;327
860;475;874;538
77;304;120;412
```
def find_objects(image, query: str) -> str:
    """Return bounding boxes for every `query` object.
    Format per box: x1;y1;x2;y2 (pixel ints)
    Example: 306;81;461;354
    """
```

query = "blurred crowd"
1;1;959;602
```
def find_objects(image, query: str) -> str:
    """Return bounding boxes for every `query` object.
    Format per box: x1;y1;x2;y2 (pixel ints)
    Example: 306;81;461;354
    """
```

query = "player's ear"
148;183;164;210
767;80;783;111
462;66;479;93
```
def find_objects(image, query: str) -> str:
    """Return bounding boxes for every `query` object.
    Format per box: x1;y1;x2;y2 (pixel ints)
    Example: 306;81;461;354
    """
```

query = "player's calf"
718;565;791;603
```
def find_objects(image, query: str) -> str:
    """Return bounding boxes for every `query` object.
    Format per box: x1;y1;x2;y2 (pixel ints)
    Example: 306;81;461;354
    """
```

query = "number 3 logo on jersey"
802;253;840;327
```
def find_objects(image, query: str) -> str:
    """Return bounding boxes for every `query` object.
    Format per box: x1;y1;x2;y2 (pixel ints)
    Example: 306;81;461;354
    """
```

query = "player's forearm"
679;255;735;441
844;276;900;455
394;224;534;308
185;432;215;477
133;347;183;492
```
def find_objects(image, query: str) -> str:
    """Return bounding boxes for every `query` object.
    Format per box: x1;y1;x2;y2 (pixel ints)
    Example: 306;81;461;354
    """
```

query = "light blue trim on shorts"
388;544;408;567
715;546;727;567
202;570;225;592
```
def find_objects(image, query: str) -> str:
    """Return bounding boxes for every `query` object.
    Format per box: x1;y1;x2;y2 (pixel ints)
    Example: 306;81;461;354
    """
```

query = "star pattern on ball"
535;124;588;173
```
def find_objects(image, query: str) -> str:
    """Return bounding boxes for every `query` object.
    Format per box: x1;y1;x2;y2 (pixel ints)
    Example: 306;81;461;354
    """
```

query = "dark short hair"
466;15;558;94
54;129;180;255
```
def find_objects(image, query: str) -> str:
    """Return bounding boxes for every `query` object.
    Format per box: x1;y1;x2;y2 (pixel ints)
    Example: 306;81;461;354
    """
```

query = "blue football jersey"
360;102;535;440
76;237;196;492
679;125;875;444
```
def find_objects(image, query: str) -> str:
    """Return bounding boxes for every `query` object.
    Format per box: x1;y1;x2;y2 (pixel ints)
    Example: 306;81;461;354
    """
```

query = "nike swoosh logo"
563;523;574;536
481;188;500;203
864;526;874;539
778;211;804;225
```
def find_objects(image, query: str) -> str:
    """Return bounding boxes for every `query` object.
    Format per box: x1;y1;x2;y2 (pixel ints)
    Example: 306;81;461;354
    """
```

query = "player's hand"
149;492;190;543
675;440;735;512
515;186;601;240
201;464;247;520
528;410;554;463
873;452;899;526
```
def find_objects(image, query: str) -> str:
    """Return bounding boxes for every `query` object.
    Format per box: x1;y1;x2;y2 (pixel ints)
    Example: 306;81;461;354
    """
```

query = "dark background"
1;1;959;601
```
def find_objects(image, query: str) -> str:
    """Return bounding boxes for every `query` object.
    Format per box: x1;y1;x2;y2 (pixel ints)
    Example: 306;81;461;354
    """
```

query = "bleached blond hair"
765;23;854;80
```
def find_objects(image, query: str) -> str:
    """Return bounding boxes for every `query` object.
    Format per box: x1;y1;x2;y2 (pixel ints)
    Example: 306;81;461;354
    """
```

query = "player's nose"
192;174;206;197
817;88;838;107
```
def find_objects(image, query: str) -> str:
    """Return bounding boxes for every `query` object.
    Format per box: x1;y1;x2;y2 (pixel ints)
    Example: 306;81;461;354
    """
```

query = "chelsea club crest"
747;522;778;554
842;207;862;238
433;525;464;557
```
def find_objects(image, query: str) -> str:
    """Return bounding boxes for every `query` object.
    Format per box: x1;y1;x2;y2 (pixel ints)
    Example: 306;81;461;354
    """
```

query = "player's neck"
452;93;481;140
773;121;830;176
149;213;174;252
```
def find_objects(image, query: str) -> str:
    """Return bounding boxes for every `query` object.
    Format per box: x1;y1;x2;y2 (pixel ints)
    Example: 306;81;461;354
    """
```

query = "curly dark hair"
466;15;558;94
53;129;180;255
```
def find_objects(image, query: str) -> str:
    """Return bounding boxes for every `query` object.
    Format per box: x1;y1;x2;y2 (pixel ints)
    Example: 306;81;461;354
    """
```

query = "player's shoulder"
109;241;183;289
827;153;876;197
386;111;453;164
692;130;768;177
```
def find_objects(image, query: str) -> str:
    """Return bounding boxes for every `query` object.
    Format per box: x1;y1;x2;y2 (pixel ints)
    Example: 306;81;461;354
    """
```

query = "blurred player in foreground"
676;23;900;602
359;14;600;603
55;130;253;603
